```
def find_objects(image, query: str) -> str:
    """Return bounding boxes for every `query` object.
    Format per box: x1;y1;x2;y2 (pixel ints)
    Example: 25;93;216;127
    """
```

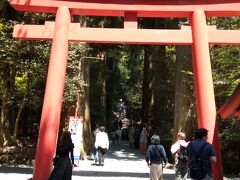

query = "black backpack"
177;144;187;162
188;142;207;179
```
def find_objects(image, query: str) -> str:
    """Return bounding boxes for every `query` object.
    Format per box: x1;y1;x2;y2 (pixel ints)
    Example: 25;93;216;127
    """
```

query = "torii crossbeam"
13;22;240;45
9;0;240;180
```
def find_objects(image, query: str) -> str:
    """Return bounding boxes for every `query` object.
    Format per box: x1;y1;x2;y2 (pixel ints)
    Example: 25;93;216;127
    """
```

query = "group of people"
127;124;150;154
145;128;216;180
48;126;110;179
47;127;216;180
172;128;216;180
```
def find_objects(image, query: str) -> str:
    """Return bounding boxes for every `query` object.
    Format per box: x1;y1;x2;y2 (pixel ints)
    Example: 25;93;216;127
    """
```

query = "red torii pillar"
191;10;222;180
32;7;71;180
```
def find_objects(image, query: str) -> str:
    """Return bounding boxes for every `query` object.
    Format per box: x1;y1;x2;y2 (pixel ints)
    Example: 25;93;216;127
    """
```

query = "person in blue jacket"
145;135;168;180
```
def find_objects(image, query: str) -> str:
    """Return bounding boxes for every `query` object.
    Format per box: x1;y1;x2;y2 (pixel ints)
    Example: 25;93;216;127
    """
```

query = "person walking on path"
91;124;100;160
187;128;216;180
128;125;135;148
48;131;75;180
134;126;141;149
115;128;122;145
94;126;109;165
140;126;148;155
171;132;189;180
145;135;168;180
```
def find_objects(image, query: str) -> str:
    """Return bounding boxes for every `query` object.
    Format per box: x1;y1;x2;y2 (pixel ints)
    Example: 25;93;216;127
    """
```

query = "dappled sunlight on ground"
0;141;239;180
71;141;177;179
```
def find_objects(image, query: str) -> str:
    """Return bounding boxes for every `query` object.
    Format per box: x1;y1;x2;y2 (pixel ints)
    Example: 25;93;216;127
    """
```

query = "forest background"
0;0;239;175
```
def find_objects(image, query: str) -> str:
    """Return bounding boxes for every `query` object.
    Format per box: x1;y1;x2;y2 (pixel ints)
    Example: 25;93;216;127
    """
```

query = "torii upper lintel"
10;0;240;17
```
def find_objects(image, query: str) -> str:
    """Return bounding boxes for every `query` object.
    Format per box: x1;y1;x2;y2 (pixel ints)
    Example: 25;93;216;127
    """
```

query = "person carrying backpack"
171;132;189;180
187;128;217;180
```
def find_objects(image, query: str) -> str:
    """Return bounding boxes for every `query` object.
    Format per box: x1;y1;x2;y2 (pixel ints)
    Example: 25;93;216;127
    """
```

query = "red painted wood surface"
13;23;240;45
10;0;240;17
32;7;71;180
218;84;240;119
191;10;223;180
124;12;138;29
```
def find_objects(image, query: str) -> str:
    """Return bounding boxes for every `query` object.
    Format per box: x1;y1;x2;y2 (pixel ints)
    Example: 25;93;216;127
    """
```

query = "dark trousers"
48;157;72;180
175;160;188;180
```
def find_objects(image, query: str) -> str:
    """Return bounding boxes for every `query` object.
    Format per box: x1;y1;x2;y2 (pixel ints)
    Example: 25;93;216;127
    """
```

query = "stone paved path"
0;141;239;180
0;141;175;180
71;141;175;180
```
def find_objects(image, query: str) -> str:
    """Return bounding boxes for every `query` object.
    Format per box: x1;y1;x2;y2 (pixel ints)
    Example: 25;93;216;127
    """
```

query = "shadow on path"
0;166;33;174
73;170;148;178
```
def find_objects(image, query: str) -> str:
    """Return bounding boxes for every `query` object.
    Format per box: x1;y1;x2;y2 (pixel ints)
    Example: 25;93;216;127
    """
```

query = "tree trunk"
141;46;154;124
101;59;107;126
0;97;8;146
81;58;93;159
12;94;26;141
105;57;115;132
75;58;84;117
0;64;12;146
73;16;94;159
152;45;169;138
173;45;196;142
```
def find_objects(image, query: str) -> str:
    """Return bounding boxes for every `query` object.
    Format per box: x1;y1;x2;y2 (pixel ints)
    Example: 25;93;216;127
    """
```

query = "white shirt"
95;132;109;149
171;140;189;154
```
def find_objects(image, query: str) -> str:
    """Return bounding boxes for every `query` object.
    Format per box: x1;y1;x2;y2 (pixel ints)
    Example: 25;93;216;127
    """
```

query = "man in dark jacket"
187;128;216;180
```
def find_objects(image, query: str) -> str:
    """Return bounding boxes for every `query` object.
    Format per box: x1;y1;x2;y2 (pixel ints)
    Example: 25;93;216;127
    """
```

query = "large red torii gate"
9;0;240;180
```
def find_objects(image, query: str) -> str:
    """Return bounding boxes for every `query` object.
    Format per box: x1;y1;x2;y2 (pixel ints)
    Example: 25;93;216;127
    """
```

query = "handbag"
97;146;107;154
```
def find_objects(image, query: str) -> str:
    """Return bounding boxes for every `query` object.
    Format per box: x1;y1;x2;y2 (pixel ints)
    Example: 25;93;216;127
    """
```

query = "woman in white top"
94;126;109;165
171;132;189;180
95;126;109;149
